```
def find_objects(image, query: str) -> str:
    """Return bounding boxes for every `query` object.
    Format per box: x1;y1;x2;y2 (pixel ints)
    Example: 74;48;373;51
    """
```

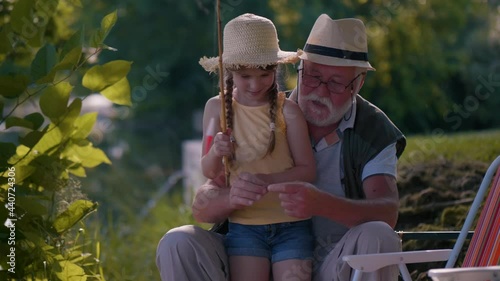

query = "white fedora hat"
199;13;298;73
298;14;375;71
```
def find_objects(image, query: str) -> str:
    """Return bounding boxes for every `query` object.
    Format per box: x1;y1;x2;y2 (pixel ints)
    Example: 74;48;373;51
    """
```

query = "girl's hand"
211;132;233;158
229;172;268;209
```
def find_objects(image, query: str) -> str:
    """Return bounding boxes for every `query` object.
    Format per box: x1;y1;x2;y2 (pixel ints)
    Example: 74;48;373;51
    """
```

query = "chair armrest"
428;266;500;281
342;249;452;272
397;231;474;240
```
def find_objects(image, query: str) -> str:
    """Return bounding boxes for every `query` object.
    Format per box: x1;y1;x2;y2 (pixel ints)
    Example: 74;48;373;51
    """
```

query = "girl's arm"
201;97;224;179
258;99;316;184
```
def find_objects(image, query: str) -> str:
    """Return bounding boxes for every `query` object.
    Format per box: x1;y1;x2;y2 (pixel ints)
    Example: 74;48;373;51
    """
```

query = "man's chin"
305;114;339;127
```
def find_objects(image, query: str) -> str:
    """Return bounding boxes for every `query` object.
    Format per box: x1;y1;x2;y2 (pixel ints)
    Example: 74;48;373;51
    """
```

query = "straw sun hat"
199;13;298;73
298;14;375;71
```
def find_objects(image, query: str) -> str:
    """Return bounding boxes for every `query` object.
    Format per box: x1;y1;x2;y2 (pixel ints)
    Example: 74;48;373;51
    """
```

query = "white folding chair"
342;155;500;281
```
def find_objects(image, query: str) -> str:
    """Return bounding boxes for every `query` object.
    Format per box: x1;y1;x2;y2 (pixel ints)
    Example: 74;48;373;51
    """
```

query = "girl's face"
231;67;276;106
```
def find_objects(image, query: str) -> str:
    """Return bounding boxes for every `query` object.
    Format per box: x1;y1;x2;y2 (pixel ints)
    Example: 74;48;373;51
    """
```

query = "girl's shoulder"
206;94;222;102
204;95;224;119
281;94;301;115
205;95;223;108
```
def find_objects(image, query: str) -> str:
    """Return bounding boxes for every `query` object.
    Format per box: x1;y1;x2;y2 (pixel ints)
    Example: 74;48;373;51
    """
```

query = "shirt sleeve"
361;142;398;180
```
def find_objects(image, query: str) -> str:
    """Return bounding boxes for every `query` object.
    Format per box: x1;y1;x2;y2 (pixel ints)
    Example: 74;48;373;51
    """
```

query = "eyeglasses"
300;70;363;95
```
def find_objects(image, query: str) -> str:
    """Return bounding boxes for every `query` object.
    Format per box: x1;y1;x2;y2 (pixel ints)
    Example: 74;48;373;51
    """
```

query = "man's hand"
268;182;320;219
230;172;268;209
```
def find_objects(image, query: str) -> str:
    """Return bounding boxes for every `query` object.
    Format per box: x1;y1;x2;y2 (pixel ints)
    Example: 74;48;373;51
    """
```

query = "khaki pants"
156;221;401;281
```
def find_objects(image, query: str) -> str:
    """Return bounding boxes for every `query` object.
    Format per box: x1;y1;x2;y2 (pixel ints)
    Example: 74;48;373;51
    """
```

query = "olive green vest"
342;95;406;199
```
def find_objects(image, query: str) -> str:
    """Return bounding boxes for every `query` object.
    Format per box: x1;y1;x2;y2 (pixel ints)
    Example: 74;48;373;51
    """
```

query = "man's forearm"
192;180;234;224
315;193;399;228
315;174;400;228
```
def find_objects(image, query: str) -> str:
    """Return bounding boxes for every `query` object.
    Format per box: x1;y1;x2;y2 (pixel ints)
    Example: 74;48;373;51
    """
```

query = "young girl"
199;13;316;281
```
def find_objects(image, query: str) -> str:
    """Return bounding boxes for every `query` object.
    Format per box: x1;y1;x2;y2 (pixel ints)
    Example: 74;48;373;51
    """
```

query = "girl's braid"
266;75;278;156
224;72;236;162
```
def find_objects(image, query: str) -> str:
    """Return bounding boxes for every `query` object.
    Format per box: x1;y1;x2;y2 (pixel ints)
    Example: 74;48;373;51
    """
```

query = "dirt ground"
396;159;489;280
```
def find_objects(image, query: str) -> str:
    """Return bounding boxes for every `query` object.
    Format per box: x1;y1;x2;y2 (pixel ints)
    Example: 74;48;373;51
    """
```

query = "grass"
400;129;500;165
398;129;500;280
87;190;197;281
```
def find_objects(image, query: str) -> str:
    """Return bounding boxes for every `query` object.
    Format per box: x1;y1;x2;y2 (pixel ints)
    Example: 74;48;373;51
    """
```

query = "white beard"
299;95;353;126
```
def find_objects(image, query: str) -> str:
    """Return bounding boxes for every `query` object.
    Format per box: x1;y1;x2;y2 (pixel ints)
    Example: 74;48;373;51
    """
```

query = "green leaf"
34;0;58;23
29;154;72;189
101;77;132;106
82;60;132;92
61;29;84;59
80;146;111;167
53;199;97;234
68;165;86;177
15;144;30;156
8;145;36;168
101;10;118;34
6;116;33;129
5;113;44;130
68;250;92;264
31;44;58;81
72;112;97;139
24;112;45;130
20;130;44;148
0;74;29;98
0;26;14;54
40;82;72;119
32;124;62;154
56;47;82;71
0;142;16;168
90;10;117;48
26;24;45;48
11;0;36;34
62;142;111;168
58;98;82;135
55;260;87;281
11;164;36;183
11;0;45;47
38;47;82;84
67;0;83;7
17;195;48;216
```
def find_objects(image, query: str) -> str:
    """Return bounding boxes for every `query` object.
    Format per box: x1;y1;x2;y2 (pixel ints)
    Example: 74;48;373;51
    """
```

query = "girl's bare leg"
230;256;271;281
272;259;312;281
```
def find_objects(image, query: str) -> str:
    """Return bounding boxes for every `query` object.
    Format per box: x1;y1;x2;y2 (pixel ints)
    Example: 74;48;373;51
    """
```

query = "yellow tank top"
228;92;303;225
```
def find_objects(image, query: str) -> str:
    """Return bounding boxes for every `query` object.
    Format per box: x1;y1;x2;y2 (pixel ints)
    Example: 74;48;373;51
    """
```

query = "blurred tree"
362;0;491;133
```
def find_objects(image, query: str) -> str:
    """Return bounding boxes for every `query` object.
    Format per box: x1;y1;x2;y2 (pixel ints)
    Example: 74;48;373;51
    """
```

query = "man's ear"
359;76;366;89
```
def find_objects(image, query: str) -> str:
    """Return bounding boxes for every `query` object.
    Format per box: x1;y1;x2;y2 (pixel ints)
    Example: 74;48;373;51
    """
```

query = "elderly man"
156;14;406;281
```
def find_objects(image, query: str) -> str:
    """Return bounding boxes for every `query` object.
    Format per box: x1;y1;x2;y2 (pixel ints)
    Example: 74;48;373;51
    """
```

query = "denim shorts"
224;220;314;263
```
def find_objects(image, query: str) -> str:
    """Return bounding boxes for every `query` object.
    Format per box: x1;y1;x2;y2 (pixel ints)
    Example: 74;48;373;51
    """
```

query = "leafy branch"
0;47;103;127
0;6;129;281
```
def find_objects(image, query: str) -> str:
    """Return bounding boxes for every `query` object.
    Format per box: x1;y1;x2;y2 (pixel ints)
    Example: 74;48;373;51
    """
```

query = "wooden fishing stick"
216;0;230;187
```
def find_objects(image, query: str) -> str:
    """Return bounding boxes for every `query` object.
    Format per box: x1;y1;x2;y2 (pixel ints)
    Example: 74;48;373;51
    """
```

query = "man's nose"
316;82;331;97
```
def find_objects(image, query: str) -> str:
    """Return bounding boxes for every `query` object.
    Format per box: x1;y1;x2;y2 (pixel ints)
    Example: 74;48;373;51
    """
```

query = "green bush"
0;2;131;280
